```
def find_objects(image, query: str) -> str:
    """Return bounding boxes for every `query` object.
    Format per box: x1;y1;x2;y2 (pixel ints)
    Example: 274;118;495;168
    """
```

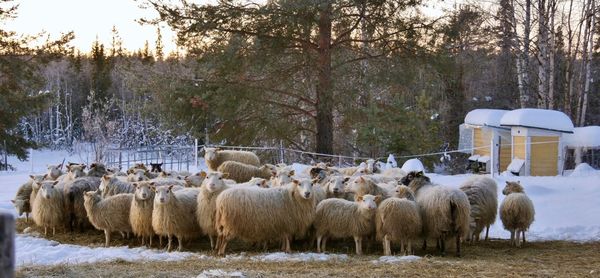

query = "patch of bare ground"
15;219;600;277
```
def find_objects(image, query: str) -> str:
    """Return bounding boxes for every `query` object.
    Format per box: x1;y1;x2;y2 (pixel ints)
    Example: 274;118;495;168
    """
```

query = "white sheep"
196;172;230;249
216;161;276;183
402;171;471;257
214;179;316;255
127;168;149;182
45;164;64;180
459;176;498;242
152;186;201;251
204;147;261;171
271;166;295;187
130;182;156;247
184;171;207;187
11;174;45;222
500;181;535;247
100;175;135;198
322;175;353;200
31;180;65;235
58;164;86;183
345;176;391;200
376;185;422;255
83;190;133;246
314;194;380;255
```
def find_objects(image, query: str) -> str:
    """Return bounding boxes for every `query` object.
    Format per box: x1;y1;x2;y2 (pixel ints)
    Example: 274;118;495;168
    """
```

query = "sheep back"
314;198;375;239
206;149;261;171
500;193;535;231
376;197;422;242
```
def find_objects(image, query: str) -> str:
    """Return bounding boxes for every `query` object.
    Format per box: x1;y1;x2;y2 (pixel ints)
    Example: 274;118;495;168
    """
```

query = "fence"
105;144;196;172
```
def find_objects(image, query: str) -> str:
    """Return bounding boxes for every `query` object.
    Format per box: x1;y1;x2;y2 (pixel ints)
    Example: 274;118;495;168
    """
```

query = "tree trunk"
315;1;334;154
579;0;596;126
513;0;532;108
537;0;549;108
576;0;593;126
547;1;556;109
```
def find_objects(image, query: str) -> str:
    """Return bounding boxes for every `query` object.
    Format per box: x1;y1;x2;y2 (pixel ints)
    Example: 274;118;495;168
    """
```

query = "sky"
2;0;459;54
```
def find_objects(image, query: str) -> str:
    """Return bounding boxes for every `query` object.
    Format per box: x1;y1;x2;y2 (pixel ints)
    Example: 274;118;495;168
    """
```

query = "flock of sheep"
12;147;536;257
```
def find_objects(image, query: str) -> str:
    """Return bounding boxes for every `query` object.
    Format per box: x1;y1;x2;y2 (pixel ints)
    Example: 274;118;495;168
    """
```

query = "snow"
372;255;421;264
477;156;490;163
197;269;246;278
468;154;480;161
564;126;600;148
15;234;199;267
507;158;525;173
569;163;600;177
401;158;425;172
464;109;508;128
3;149;600;267
500;108;574;133
386;154;398;168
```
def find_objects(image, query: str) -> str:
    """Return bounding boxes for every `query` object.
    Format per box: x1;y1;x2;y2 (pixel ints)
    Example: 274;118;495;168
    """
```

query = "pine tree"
155;27;164;61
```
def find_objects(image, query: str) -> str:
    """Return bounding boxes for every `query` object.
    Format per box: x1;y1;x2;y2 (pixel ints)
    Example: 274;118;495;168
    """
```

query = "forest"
1;0;598;168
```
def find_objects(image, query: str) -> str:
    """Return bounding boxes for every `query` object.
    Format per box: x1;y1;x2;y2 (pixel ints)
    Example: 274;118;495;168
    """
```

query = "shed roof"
500;108;574;133
564;126;600;148
464;109;509;128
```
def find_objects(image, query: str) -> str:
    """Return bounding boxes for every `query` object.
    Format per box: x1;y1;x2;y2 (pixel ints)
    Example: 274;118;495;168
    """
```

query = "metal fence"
564;147;600;170
105;144;196;172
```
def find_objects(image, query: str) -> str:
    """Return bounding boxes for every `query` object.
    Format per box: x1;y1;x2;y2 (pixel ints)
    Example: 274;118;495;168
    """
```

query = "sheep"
381;167;407;179
376;185;422;256
401;171;471;257
238;177;271;188
58;164;86;183
314;194;380;255
127;163;148;174
500;181;535;247
216;161;277;183
12;175;45;222
345;176;391;200
459;176;498;242
149;162;163;173
107;167;126;176
31;180;65;236
271;166;295;187
127;169;149;182
100;175;135;198
152;186;201;251
130;182;156;247
322;176;353;200
365;159;381;174
204;147;261;171
196;172;230;249
63;166;107;232
83;190;133;247
45;164;64;180
215;179;316;255
147;176;187;188
184;171;207;187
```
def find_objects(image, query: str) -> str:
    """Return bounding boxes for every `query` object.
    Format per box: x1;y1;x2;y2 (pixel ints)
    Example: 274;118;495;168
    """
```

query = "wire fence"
105;145;195;172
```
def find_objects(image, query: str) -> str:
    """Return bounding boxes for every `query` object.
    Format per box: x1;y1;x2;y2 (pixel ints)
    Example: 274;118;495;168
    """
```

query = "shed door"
530;136;559;176
473;128;491;156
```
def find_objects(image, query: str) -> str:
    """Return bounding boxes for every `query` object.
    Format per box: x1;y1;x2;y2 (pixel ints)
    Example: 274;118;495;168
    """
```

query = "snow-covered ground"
1;149;600;268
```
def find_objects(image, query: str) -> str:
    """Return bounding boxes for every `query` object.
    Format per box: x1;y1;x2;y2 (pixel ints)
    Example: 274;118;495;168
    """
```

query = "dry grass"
15;219;600;277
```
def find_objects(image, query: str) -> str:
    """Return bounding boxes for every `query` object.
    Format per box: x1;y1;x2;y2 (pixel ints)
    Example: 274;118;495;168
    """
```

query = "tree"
146;0;429;154
0;0;72;167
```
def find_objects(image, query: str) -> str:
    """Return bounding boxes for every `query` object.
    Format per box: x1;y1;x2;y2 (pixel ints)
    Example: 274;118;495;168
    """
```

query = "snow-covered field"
1;149;600;268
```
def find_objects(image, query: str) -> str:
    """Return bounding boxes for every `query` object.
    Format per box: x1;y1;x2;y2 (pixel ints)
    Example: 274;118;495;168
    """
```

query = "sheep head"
357;194;379;210
502;181;524;195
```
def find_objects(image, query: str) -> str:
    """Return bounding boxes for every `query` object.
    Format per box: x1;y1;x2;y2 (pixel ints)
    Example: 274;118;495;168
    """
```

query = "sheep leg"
456;235;462;257
178;237;184;252
354;236;362;255
209;235;215;250
149;236;153;248
317;236;322;253
485;226;490;241
515;229;521;248
104;230;111;247
217;238;228;256
159;236;163;248
383;235;391;256
26;213;29;223
44;227;47;236
399;238;404;256
439;236;446;256
322;237;328;252
407;240;413;255
52;227;56;236
522;230;526;245
422;239;427;250
167;235;173;252
284;235;291;253
510;230;515;246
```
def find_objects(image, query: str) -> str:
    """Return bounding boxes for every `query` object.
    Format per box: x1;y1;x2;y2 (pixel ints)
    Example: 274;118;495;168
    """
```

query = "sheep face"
357;194;379;211
154;185;176;204
345;176;373;193
204;148;217;161
261;164;278;177
394;185;415;201
12;199;26;216
150;163;163;173
129;169;149;182
40;181;60;199
66;164;86;176
46;164;63;179
309;167;325;180
185;171;206;187
400;171;429;186
134;183;153;200
99;175;112;192
204;172;227;192
366;159;378;174
248;177;268;188
83;190;101;203
327;176;350;194
502;181;524;195
293;179;314;199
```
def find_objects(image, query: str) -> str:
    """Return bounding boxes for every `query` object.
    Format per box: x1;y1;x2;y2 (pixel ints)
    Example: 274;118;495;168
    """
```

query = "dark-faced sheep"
204;147;261;171
401;171;471;257
500;181;535;247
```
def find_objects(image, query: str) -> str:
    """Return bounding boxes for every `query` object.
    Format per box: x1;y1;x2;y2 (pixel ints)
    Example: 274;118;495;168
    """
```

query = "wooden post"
0;211;15;278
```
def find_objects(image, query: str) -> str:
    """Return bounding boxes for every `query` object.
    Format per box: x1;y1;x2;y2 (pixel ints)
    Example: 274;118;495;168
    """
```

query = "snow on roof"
507;158;525;173
401;158;425;173
500;108;574;133
564;126;600;148
464;109;509;128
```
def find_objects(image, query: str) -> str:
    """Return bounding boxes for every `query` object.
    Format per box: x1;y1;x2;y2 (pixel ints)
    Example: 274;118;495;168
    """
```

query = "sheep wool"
83;190;133;247
500;181;535;247
204;148;261;171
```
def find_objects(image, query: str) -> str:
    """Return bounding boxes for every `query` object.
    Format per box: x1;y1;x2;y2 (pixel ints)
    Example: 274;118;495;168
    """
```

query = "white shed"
563;126;600;168
500;108;574;176
461;109;511;173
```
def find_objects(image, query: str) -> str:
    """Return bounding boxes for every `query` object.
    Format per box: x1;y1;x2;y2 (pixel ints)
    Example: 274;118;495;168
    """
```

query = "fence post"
490;139;496;177
2;140;7;171
30;148;33;174
279;140;284;164
194;139;199;168
338;155;342;168
0;211;15;278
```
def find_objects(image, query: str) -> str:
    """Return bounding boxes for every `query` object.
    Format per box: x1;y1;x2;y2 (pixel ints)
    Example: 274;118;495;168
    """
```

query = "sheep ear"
168;185;174;190
506;181;510;185
357;195;363;202
375;195;382;202
517;181;521;184
29;175;35;180
150;182;156;186
292;179;300;185
11;200;15;204
133;183;138;188
198;171;207;178
66;165;71;171
359;176;365;182
416;171;423;177
343;177;350;183
103;175;110;180
289;170;295;176
311;178;319;184
52;181;59;185
222;173;229;179
261;180;267;186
